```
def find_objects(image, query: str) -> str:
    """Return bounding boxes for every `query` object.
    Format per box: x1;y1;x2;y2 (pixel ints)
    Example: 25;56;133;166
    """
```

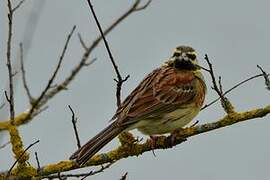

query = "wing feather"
113;66;198;126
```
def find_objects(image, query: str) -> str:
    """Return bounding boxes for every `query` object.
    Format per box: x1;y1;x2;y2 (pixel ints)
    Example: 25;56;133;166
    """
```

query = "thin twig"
12;0;26;12
0;141;10;149
7;140;39;176
86;0;122;83
4;91;10;104
84;57;97;66
119;172;128;180
68;105;81;149
41;162;115;179
204;54;234;113
78;33;87;51
35;152;41;172
20;43;33;102
204;54;225;101
201;73;270;110
0;103;5;110
6;0;15;123
81;162;115;180
57;172;65;180
86;0;130;107
257;65;270;90
27;26;76;118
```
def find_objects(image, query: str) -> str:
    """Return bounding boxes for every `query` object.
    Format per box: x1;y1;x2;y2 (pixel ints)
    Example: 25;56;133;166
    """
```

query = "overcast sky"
1;0;270;179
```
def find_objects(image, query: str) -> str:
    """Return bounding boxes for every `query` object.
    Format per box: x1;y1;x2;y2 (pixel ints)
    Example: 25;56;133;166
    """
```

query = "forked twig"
12;0;26;12
204;54;234;113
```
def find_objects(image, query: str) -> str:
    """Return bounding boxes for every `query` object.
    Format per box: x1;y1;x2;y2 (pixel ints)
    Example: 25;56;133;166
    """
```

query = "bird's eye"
187;53;196;60
173;52;181;57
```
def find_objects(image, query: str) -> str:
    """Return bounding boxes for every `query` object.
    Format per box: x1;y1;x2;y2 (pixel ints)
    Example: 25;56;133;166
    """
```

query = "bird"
70;45;207;165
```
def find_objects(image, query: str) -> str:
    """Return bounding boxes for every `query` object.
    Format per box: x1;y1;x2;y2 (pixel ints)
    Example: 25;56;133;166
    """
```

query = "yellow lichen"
11;166;37;177
0;112;30;131
41;161;74;175
8;125;28;162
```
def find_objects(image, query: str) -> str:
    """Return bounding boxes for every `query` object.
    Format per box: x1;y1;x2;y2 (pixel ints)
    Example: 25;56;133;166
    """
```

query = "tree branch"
7;104;267;177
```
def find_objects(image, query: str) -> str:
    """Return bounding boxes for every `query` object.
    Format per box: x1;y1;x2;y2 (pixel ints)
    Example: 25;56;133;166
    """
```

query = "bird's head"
166;46;200;71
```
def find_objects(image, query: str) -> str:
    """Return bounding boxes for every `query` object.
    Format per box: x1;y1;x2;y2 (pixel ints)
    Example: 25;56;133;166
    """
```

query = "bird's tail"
69;121;124;165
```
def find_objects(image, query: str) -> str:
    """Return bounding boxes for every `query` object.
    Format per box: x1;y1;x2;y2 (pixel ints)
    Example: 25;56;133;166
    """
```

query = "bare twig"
78;33;87;51
7;140;39;176
57;172;65;180
86;0;130;107
20;43;33;102
0;141;10;149
81;162;115;180
257;65;270;90
204;54;225;101
201;73;270;110
134;0;152;11
35;152;41;172
6;0;15;123
68;105;81;149
27;26;76;118
204;54;234;113
12;0;26;12
4;91;10;105
0;103;5;110
119;172;128;180
84;57;97;66
41;162;115;179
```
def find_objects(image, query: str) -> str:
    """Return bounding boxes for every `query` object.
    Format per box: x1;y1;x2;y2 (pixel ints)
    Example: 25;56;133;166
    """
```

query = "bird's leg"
149;135;159;157
167;128;187;147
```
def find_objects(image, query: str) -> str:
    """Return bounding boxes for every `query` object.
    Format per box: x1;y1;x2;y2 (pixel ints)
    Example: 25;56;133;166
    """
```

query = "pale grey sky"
1;0;270;179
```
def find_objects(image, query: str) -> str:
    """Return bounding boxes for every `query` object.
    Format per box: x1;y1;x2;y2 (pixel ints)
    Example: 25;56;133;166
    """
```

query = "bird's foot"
166;128;187;147
149;135;159;157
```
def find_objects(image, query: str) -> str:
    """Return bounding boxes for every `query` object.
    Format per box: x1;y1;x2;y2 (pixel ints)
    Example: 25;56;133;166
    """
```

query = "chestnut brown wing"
114;66;198;126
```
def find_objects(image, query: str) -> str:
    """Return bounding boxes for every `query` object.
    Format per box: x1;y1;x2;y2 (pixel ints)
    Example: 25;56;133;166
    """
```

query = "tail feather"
70;122;123;165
